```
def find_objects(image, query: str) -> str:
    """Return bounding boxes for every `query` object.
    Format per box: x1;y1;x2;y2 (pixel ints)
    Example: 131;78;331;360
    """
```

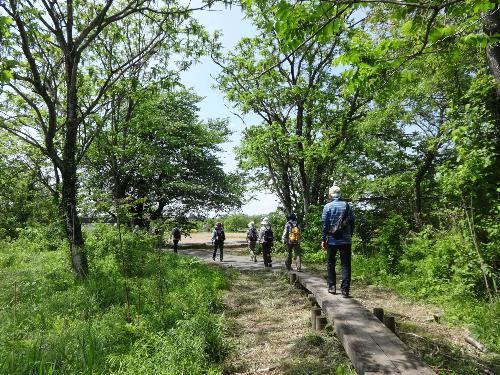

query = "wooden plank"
296;273;436;375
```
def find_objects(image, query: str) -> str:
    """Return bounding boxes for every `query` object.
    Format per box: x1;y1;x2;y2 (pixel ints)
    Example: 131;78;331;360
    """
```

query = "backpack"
329;203;350;238
172;228;181;240
248;228;258;242
288;223;300;244
263;227;274;243
215;229;225;242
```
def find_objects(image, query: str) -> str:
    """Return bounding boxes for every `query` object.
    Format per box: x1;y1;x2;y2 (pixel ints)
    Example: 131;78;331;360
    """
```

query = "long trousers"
327;243;352;293
261;242;272;266
248;241;257;261
285;243;302;271
172;239;179;253
213;241;223;261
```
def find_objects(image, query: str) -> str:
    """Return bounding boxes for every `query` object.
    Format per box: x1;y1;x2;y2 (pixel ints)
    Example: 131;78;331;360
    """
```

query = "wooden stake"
373;307;384;322
308;294;317;306
383;316;396;333
315;315;327;331
311;307;322;330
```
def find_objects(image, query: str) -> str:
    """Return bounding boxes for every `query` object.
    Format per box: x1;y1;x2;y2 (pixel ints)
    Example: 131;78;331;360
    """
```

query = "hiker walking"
211;222;225;262
171;226;181;253
246;221;258;262
259;217;274;267
321;185;355;297
282;212;302;271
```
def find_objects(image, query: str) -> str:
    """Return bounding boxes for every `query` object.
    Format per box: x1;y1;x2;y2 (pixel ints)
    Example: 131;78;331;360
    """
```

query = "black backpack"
215;229;225;242
248;228;258;241
329;204;350;238
263;227;274;243
172;228;181;240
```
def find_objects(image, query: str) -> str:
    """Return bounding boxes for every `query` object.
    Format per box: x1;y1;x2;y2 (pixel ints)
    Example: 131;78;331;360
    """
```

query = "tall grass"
351;226;499;353
0;224;230;374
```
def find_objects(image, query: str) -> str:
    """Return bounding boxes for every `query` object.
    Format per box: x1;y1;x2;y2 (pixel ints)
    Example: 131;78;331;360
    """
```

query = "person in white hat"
321;184;355;297
259;217;274;267
246;221;258;262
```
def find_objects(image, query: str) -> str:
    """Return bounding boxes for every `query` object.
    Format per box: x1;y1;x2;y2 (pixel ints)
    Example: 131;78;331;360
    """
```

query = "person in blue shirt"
321;185;355;297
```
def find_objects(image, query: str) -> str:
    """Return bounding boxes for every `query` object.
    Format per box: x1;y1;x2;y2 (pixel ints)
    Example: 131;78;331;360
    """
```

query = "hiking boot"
220;258;223;262
328;285;336;294
341;290;349;298
212;256;215;261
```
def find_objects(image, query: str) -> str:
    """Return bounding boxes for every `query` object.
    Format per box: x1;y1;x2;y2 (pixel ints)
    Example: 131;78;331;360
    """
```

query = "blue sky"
180;4;280;215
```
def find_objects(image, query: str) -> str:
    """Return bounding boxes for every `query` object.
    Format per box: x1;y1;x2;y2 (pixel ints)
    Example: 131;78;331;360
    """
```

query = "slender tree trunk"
484;6;500;173
62;166;88;278
296;103;310;215
484;6;500;93
61;6;88;278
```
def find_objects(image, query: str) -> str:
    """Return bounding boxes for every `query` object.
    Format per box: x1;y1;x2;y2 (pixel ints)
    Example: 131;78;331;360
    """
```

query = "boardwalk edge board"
293;271;436;375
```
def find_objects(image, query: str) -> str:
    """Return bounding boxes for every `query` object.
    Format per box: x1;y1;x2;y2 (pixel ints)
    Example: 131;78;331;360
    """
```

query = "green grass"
0;225;230;374
351;253;500;354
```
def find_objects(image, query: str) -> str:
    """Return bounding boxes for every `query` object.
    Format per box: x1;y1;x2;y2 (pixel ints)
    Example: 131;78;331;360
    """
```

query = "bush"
372;214;409;273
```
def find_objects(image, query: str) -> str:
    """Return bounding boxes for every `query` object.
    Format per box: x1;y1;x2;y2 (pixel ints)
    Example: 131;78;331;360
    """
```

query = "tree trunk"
484;6;500;93
296;103;310;215
62;167;88;278
62;14;88;278
484;6;500;156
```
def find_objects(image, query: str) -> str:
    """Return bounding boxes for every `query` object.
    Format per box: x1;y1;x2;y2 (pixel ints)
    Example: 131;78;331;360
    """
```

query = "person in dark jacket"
171;226;181;253
321;185;355;297
246;221;258;262
211;222;225;261
259;217;274;267
282;212;302;271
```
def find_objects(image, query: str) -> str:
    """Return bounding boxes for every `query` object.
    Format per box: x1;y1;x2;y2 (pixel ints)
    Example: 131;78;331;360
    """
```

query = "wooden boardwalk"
181;249;436;375
294;272;436;375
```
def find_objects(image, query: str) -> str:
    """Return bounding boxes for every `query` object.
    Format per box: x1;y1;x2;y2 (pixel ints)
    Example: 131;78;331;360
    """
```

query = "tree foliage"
0;0;218;277
220;0;499;302
84;86;242;224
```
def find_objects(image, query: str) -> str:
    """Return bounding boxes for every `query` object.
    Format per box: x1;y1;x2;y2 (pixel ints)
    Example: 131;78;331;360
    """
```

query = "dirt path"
220;268;354;375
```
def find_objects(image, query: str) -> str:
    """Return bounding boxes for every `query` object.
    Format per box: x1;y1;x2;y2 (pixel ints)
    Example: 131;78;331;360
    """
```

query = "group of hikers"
170;184;355;297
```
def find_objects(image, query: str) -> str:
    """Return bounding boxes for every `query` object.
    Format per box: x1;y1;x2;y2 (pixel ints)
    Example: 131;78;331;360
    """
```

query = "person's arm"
321;205;329;249
282;223;288;244
349;206;355;234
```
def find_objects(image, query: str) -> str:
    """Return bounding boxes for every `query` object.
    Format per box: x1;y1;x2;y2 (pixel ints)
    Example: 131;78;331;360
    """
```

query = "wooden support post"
315;315;327;331
383;316;396;333
289;272;297;284
308;294;317;306
311;307;322;330
373;307;384;322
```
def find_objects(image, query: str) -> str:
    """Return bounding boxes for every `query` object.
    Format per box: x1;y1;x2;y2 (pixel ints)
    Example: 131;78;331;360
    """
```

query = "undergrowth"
301;225;499;354
0;224;229;374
